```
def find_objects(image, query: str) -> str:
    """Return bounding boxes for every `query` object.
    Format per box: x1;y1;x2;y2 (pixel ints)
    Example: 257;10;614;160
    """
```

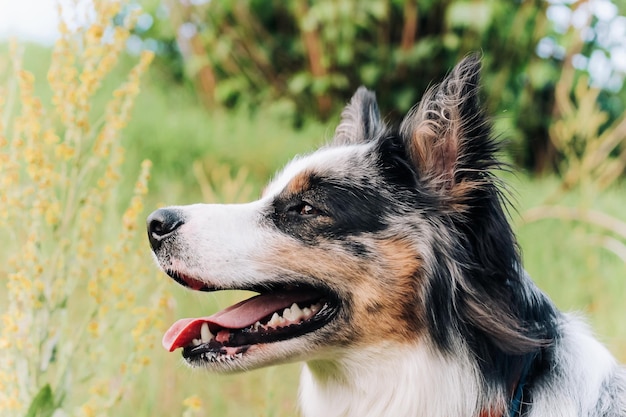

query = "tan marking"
260;236;426;347
352;238;425;344
284;170;314;195
449;178;484;207
377;238;423;284
409;112;460;189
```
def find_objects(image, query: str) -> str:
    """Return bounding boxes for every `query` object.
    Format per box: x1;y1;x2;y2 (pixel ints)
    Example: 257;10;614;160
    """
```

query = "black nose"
146;208;185;251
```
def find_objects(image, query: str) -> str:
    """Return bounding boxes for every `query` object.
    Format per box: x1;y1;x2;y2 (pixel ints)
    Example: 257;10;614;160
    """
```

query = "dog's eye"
300;204;319;216
288;202;321;217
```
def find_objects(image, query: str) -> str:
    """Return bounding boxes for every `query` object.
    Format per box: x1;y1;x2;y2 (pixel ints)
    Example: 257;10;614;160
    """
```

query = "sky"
0;0;59;45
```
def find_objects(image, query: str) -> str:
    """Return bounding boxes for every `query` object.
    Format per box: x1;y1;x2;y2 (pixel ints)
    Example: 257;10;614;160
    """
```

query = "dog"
147;55;626;417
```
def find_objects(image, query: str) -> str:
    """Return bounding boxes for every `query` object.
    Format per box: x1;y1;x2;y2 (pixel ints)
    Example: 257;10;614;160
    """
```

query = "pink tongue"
162;291;319;352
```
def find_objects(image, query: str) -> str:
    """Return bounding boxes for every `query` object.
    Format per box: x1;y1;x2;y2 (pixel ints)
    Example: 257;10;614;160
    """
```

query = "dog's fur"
148;56;626;417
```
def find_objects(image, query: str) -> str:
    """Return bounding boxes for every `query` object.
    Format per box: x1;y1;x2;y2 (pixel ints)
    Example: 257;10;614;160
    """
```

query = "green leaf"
311;77;331;95
215;77;246;104
360;64;381;86
26;384;56;417
446;1;492;31
336;44;353;65
185;55;211;78
527;60;558;89
329;73;349;89
288;72;313;94
394;89;416;112
442;33;460;51
368;1;387;20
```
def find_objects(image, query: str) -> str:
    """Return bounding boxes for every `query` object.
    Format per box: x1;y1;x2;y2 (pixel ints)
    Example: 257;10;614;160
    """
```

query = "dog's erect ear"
332;87;384;146
400;54;496;201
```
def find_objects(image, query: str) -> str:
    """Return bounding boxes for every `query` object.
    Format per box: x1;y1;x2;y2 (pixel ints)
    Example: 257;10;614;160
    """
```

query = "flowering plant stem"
0;1;166;415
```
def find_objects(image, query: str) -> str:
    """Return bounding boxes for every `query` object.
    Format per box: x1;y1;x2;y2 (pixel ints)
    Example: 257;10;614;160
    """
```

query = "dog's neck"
298;342;502;417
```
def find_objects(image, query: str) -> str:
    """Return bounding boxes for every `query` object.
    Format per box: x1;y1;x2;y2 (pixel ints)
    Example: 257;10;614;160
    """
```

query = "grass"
1;39;625;417
124;72;331;206
513;176;626;360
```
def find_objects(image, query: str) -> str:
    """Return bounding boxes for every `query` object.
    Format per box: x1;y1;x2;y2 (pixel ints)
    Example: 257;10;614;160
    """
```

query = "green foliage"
123;72;330;205
134;0;626;174
25;385;56;417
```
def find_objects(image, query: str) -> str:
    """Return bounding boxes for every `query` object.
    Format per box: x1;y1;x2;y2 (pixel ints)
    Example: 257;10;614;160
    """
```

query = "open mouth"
162;270;340;365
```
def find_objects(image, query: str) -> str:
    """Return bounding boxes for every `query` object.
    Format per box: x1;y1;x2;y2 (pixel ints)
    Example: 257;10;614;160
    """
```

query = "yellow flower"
86;24;104;42
0;2;162;416
183;395;203;411
81;404;96;417
87;321;100;337
1;314;18;335
43;130;60;144
54;143;75;160
44;202;61;226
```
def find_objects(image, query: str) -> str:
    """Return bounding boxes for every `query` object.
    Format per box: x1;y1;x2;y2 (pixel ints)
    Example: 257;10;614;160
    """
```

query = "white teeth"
268;312;281;328
200;322;213;343
283;303;304;322
253;321;262;330
288;303;304;321
192;338;201;346
265;302;321;329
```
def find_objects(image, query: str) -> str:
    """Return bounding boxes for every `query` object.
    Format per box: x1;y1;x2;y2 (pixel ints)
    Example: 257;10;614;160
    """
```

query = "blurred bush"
132;0;626;175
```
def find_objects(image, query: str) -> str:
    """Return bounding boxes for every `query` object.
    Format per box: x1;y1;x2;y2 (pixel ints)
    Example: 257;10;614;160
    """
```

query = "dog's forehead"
263;143;375;198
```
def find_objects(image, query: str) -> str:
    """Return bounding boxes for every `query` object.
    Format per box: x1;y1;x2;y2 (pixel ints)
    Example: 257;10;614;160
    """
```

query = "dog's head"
148;55;553;373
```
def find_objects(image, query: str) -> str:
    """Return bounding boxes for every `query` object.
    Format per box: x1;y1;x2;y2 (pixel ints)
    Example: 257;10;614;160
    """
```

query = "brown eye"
287;202;321;217
300;204;318;216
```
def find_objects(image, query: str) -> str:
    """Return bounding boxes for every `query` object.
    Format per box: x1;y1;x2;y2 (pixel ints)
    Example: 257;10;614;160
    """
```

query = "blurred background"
0;0;625;416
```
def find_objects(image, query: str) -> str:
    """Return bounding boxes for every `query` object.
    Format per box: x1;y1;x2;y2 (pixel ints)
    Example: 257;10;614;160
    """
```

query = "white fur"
297;316;626;417
299;342;483;417
264;144;374;198
528;315;620;417
156;201;280;287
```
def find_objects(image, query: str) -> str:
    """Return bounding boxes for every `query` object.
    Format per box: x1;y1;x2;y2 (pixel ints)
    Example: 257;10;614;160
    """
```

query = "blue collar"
508;353;537;417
